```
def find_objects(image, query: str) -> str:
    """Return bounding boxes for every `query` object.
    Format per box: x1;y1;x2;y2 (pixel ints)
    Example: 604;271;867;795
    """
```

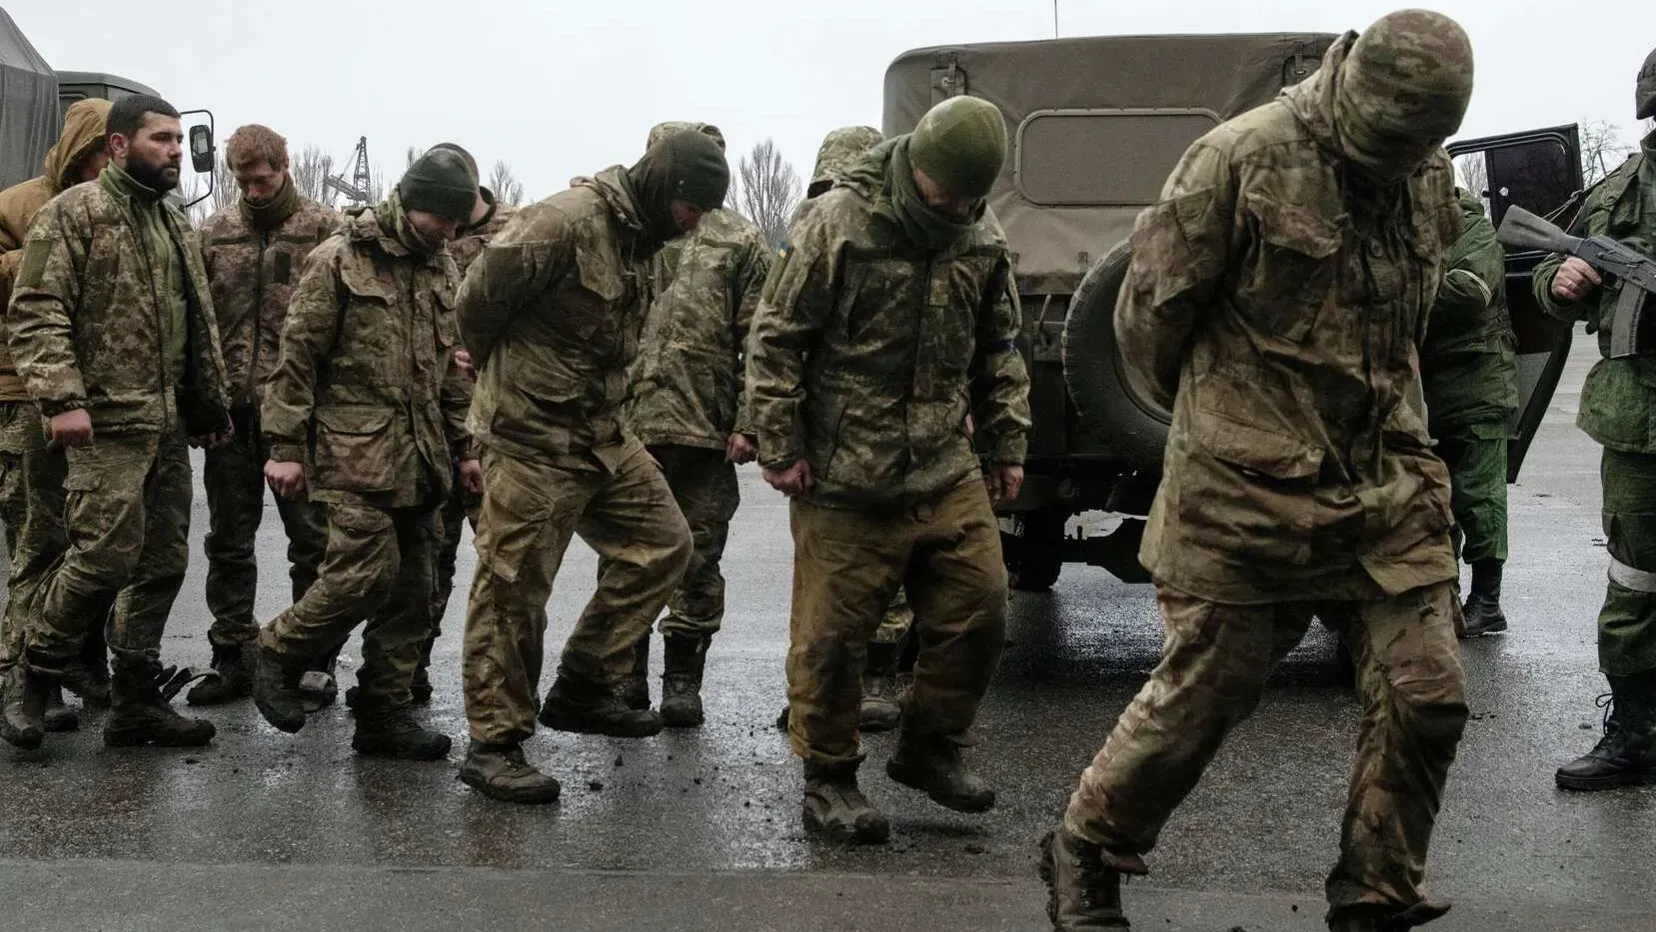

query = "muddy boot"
859;641;902;733
1327;901;1451;931
801;760;889;844
538;673;663;737
1;662;49;750
41;684;79;733
251;642;309;734
660;633;708;728
1458;559;1508;638
351;702;452;761
1556;673;1656;790
187;644;253;706
63;631;111;709
459;740;562;804
1039;826;1141;930
299;644;341;713
410;666;433;705
886;728;996;813
104;660;216;748
620;634;651;711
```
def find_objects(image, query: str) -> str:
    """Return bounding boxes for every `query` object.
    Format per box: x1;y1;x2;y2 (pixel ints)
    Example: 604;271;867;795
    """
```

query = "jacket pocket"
1240;191;1342;342
313;404;399;492
1179;410;1324;565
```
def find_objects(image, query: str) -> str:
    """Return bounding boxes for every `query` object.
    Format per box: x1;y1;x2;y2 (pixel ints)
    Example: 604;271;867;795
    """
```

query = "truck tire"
1003;509;1067;592
1060;240;1172;473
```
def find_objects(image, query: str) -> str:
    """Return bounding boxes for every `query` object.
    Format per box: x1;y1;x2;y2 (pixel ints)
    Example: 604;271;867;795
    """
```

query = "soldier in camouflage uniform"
1421;188;1516;639
249;150;478;761
748;98;1031;844
455;131;727;805
1547;47;1656;792
1039;13;1475;932
189;124;337;706
0;98;114;730
1;95;234;751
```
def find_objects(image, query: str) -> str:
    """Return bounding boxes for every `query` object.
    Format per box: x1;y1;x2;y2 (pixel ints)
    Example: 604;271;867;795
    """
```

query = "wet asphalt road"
1;335;1652;932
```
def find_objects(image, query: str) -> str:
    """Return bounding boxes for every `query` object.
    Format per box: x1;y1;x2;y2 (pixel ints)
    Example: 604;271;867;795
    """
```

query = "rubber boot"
801;760;889;844
63;628;111;709
1459;559;1508;638
459;740;562;804
538;673;662;737
186;643;254;706
0;662;49;750
1556;672;1656;790
859;641;902;733
1327;901;1452;931
104;658;216;748
351;701;452;761
41;684;79;733
886;728;996;813
1038;826;1140;930
251;642;309;734
620;634;651;712
659;633;708;728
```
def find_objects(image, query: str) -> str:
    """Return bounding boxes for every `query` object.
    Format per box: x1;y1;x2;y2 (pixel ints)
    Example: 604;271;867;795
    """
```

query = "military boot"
775;703;791;731
1556;673;1656;790
351;702;452;761
42;684;79;733
410;666;434;705
801;760;889;844
859;641;902;733
0;662;50;750
63;630;111;708
1459;559;1508;638
299;644;341;713
104;660;216;748
660;633;709;728
620;634;651;711
459;740;562;804
251;642;309;734
1327;901;1452;931
1038;826;1142;930
538;673;663;737
186;644;254;706
886;728;996;813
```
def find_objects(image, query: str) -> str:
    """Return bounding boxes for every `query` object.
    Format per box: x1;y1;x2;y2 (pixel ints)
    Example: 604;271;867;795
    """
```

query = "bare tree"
726;139;801;249
1580;119;1638;186
291;144;338;207
487;160;526;206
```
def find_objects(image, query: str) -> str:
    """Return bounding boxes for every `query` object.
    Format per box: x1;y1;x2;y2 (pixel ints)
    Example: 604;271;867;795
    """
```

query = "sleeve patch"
16;239;49;289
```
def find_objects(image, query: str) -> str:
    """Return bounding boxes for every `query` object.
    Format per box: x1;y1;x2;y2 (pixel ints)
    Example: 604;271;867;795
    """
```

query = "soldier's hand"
458;458;484;495
192;430;234;450
1552;257;1603;303
726;433;758;465
985;464;1024;506
264;459;307;500
48;409;93;448
454;349;476;379
762;459;813;497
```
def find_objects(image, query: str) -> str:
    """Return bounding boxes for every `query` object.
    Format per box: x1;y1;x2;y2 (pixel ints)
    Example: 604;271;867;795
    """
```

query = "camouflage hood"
827;137;899;205
44;98;112;193
646;121;725;152
578;165;654;254
809;126;883;194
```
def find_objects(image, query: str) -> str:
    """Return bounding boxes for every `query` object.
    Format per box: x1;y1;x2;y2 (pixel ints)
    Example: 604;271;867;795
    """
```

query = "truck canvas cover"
0;7;57;191
884;33;1337;295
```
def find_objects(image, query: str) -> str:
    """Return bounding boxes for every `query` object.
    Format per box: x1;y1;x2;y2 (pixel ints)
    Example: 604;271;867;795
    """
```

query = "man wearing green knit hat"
747;95;1030;843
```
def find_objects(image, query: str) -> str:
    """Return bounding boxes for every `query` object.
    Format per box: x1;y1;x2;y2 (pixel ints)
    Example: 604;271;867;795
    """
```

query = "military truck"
884;34;1581;591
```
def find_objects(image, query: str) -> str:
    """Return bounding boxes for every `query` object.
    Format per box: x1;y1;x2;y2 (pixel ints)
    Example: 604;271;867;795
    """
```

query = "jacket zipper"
249;229;268;405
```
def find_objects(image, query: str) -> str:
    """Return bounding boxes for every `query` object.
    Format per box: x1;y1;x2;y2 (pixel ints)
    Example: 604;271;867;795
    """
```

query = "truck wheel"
1003;510;1067;592
1061;240;1172;473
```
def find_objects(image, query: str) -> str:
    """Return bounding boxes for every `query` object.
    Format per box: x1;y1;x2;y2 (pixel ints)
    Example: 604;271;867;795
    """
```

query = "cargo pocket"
479;463;559;584
1240;192;1342;342
313;405;398;492
1181;410;1325;565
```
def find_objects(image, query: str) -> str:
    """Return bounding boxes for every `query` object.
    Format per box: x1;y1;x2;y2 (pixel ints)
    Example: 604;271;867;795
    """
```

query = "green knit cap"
397;149;476;222
1638;46;1656;120
908;96;1007;199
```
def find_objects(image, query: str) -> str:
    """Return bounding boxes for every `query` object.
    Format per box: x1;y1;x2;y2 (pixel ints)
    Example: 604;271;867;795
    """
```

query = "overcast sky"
8;0;1652;201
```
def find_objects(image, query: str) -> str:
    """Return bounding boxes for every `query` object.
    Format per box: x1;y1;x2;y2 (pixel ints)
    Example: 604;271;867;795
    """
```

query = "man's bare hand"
264;459;306;500
1552;257;1603;303
454;349;476;379
458;458;484;495
762;459;813;497
985;464;1024;507
48;409;93;448
726;433;758;465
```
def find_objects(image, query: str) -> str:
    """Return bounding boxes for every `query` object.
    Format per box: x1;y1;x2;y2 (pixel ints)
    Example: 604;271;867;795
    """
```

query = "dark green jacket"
1421;187;1517;435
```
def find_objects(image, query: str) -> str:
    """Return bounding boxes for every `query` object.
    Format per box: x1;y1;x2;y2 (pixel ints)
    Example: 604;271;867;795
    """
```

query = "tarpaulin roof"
0;7;58;191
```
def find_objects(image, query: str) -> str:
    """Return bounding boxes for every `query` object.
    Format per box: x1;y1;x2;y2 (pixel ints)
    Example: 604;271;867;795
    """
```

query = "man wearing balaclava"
1040;11;1475;932
1543;46;1656;794
746;98;1031;844
249;149;478;764
454;130;729;804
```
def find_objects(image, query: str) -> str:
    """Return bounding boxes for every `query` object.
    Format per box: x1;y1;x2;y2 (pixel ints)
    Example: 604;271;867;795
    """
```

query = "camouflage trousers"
1595;448;1656;676
1435;426;1508;565
873;586;914;645
462;444;691;746
650;444;739;638
27;429;193;672
424;466;480;672
0;401;66;668
203;404;326;648
260;501;438;708
1064;581;1468;914
786;479;1007;768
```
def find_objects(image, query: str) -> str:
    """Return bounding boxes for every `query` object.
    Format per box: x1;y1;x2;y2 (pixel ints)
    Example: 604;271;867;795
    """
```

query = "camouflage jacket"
746;139;1031;509
626;208;770;449
1420;187;1516;435
199;192;338;408
7;165;232;438
1534;132;1656;453
450;187;519;278
456;167;657;469
1117;33;1460;604
261;201;470;507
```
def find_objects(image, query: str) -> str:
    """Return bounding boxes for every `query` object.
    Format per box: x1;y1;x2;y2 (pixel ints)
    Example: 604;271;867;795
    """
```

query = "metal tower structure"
324;136;372;204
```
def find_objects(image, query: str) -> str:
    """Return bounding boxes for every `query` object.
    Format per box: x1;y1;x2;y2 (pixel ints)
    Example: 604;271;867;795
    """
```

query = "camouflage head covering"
1638;46;1656;121
1335;9;1474;179
908;96;1008;199
808;126;883;197
646;121;726;153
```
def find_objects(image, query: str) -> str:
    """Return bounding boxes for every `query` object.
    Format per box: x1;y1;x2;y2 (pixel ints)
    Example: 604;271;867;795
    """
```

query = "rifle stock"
1496;205;1583;255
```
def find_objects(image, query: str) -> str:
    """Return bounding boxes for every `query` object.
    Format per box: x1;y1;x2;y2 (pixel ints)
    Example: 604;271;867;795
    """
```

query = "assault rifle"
1497;205;1656;358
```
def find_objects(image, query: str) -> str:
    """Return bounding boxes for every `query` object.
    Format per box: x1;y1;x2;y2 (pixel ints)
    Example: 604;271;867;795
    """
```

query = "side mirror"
189;124;215;174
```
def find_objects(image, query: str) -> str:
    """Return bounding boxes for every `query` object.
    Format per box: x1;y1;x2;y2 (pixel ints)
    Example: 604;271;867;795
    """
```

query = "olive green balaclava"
1335;9;1475;181
809;125;883;198
625;129;731;242
1637;46;1656;121
397;148;476;223
908;96;1007;199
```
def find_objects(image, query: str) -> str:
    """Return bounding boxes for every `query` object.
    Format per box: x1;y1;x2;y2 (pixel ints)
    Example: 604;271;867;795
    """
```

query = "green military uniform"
1047;18;1474;931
